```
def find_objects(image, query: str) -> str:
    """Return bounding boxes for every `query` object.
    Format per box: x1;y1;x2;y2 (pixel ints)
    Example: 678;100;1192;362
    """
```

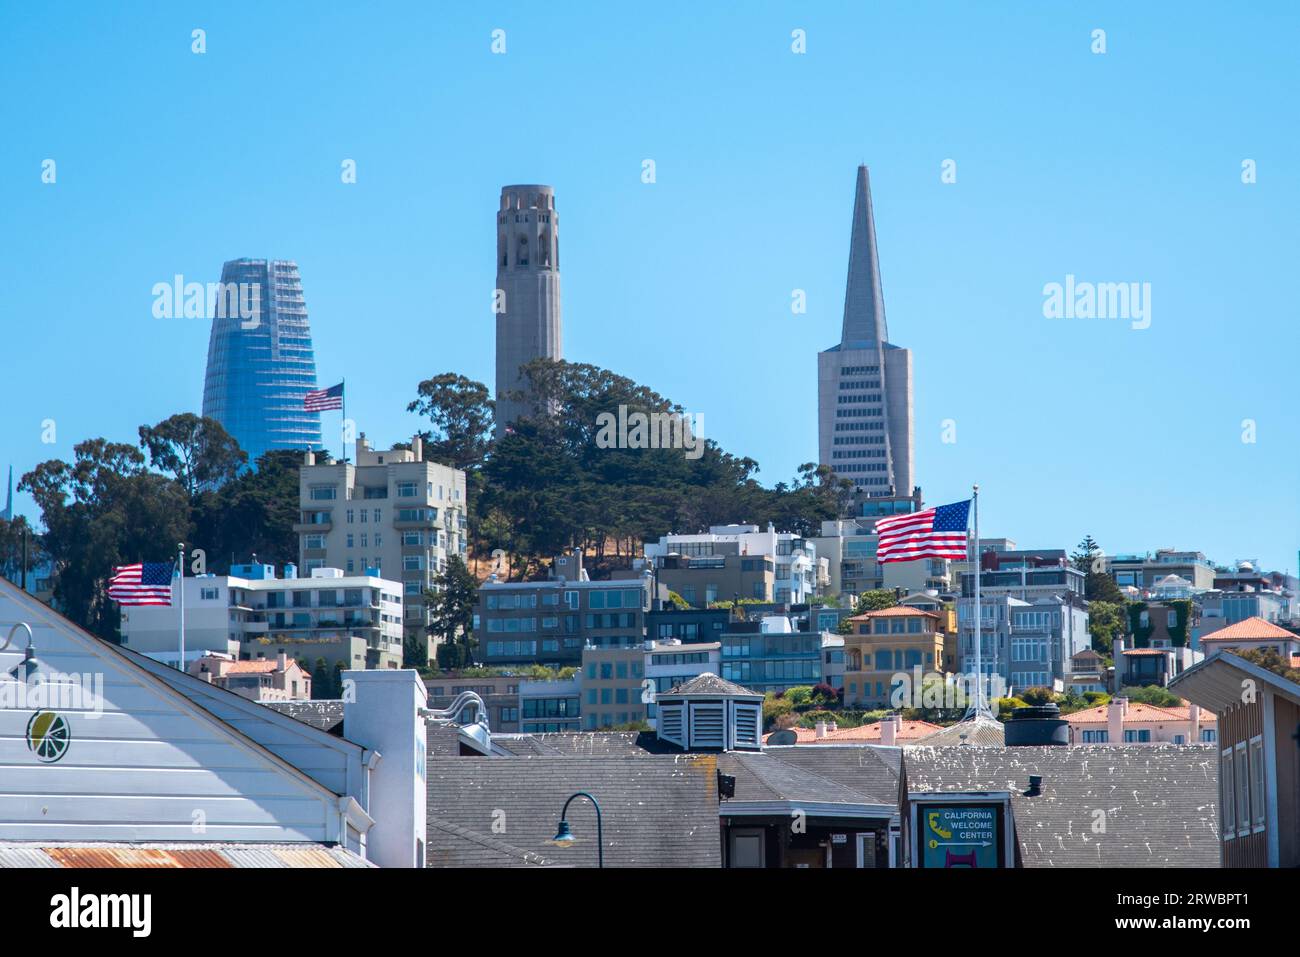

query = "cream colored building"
297;433;467;657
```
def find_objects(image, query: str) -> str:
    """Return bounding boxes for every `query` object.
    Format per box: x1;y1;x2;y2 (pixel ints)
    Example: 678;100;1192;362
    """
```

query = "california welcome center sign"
914;799;1009;868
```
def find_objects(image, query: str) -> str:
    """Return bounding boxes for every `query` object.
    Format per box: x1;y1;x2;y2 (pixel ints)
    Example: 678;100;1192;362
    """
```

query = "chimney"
277;651;288;672
304;450;316;466
815;720;828;740
357;433;370;453
343;670;428;868
881;714;900;747
1025;774;1043;797
1189;703;1200;743
1107;697;1126;744
411;435;423;461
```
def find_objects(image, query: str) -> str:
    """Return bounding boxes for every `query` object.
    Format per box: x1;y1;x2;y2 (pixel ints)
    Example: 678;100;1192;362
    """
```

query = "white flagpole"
177;543;186;671
972;484;985;717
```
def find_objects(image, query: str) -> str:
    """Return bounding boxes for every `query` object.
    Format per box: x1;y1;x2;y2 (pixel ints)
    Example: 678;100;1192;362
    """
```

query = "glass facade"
202;259;323;465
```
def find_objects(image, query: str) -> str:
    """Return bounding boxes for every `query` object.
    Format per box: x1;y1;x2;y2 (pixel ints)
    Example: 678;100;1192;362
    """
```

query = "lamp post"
550;791;604;868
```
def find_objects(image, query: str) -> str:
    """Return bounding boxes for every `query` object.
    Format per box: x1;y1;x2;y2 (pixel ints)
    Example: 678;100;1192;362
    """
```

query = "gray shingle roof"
426;755;721;867
490;731;679;757
426;818;554;867
662;673;762;697
263;699;345;734
719;751;890;807
755;745;905;805
905;745;1220;867
911;716;1006;748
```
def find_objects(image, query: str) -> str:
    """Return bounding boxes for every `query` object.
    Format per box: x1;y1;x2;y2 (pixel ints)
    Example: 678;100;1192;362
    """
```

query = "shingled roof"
426;818;554;867
905;745;1220;867
755;745;905;805
490;731;680;757
426;755;722;867
662;673;762;697
263;699;345;735
911;715;1006;748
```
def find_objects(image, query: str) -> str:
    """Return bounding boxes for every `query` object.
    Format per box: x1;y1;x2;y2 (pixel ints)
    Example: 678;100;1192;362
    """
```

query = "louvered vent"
731;702;761;749
689;703;725;749
659;704;685;747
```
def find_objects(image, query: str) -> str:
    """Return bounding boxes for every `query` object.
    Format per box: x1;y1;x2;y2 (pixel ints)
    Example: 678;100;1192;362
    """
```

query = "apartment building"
188;651;312;702
644;524;821;605
653;549;775;606
519;677;581;733
582;644;647;729
477;553;657;667
296;433;467;655
645;607;729;645
119;563;403;670
719;615;832;693
842;606;952;708
1106;549;1217;593
959;549;1086;602
1068;696;1217;745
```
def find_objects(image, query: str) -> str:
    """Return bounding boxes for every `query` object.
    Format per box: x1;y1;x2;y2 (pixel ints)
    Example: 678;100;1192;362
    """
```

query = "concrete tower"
495;184;562;430
817;166;914;496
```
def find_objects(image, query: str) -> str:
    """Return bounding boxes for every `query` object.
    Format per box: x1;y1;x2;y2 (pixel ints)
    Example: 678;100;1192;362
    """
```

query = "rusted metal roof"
0;842;371;869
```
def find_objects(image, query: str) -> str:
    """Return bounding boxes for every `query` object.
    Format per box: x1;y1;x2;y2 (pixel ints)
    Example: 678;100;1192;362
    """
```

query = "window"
1235;742;1250;837
397;481;417;497
1081;730;1108;743
1249;736;1265;831
309;486;336;500
1123;729;1151;743
1220;748;1235;839
200;587;219;601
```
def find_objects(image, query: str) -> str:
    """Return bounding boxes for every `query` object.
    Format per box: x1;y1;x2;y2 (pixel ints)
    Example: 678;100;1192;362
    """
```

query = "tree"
1087;600;1127;654
1119;684;1181;708
855;589;897;614
426;555;479;666
407;373;495;470
0;515;44;587
138;413;246;499
193;448;306;572
1071;535;1102;573
1085;571;1127;604
21;439;189;639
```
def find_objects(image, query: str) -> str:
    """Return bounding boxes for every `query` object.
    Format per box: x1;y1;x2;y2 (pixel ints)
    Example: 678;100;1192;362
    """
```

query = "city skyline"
1;4;1295;575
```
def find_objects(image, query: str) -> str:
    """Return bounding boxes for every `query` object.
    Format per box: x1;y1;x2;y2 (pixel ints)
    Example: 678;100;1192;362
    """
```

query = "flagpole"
341;377;347;464
177;542;186;672
971;484;986;718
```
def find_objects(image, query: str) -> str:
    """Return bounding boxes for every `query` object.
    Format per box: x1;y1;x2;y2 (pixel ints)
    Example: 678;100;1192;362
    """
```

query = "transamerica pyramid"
817;166;914;495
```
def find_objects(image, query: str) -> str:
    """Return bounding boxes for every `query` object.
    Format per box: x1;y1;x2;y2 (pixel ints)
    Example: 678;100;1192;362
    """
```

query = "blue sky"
1;2;1296;574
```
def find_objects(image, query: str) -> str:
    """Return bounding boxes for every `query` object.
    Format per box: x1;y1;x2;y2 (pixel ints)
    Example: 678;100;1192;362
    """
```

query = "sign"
919;804;1002;868
27;711;71;763
831;833;847;844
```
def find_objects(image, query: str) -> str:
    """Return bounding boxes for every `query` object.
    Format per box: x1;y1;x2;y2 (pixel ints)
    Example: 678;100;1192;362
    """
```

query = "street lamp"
550;791;604;867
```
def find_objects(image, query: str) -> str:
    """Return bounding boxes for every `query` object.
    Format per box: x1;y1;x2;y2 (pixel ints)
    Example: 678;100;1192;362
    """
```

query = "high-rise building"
202;259;323;465
295;433;467;657
817;167;914;494
494;185;562;430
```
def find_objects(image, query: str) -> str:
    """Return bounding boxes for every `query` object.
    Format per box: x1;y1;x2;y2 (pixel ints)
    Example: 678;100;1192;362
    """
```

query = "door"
730;828;766;867
856;831;878;868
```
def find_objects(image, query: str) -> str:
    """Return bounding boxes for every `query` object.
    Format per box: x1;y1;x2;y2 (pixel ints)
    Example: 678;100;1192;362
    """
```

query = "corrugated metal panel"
0;846;58;868
271;847;345;868
46;847;184;868
160;849;234;868
218;846;301;869
1;843;370;868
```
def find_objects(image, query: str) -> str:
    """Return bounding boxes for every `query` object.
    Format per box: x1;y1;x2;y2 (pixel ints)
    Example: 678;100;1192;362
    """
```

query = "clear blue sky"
1;2;1296;574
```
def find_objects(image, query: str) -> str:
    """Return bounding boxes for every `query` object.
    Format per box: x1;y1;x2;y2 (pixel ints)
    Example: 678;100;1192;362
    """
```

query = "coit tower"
495;184;562;431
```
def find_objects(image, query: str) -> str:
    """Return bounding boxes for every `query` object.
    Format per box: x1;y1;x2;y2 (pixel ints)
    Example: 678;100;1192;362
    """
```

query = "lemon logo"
27;711;70;763
928;812;952;840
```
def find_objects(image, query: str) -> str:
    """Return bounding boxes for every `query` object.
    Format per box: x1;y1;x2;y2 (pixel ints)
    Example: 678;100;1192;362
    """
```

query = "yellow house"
843;606;953;709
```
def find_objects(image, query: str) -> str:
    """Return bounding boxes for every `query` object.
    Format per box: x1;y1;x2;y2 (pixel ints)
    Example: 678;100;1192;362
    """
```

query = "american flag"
304;382;343;411
875;499;971;563
108;562;175;606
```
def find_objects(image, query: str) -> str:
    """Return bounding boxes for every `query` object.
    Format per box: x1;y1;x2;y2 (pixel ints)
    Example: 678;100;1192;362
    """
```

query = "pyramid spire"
839;165;889;346
1;466;11;522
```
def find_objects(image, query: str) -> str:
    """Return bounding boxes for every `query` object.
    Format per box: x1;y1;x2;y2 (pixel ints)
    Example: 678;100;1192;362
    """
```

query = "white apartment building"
644;524;821;605
120;564;404;670
297;433;467;653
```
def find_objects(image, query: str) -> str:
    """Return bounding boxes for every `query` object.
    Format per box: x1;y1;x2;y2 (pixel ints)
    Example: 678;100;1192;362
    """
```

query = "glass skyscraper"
202;259;323;466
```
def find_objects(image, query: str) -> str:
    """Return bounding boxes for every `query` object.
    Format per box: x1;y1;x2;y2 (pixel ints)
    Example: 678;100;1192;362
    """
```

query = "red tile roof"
1067;700;1216;725
1201;617;1297;643
764;718;943;744
225;659;284;674
847;606;940;621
